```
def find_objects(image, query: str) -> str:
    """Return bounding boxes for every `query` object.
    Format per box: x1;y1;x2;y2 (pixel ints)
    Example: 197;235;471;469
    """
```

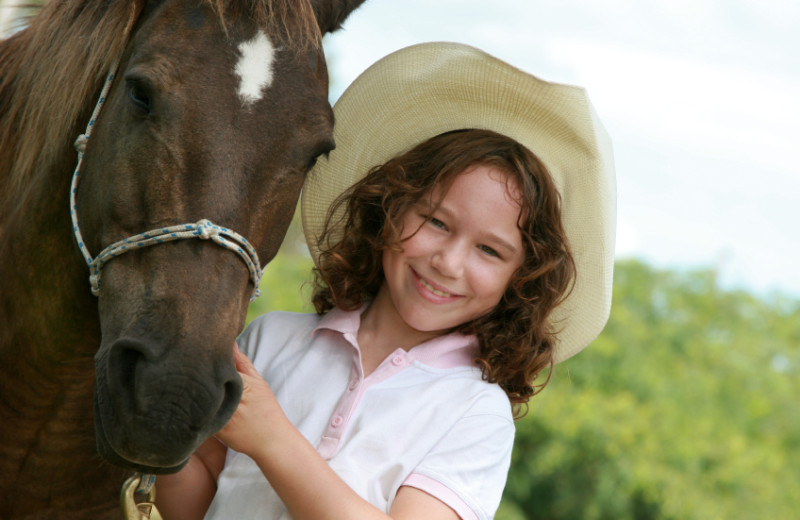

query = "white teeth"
420;277;451;297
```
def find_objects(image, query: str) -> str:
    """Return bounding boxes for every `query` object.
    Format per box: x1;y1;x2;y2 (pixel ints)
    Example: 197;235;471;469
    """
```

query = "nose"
431;239;467;279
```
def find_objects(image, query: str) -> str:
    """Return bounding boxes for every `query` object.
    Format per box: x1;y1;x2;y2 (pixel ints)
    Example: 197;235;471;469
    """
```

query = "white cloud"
614;217;641;258
546;40;800;176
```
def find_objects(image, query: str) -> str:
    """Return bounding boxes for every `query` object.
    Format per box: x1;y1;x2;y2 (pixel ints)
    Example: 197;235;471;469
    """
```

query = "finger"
233;343;261;377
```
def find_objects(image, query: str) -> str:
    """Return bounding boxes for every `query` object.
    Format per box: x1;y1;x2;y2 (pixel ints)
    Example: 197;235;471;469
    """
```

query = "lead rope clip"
121;474;163;520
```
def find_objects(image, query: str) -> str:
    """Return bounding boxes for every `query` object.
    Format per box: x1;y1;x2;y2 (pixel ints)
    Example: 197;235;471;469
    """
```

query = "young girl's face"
380;164;526;335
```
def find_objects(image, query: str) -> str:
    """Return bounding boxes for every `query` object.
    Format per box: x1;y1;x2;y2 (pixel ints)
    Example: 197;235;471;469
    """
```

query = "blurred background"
3;1;798;518
263;1;800;518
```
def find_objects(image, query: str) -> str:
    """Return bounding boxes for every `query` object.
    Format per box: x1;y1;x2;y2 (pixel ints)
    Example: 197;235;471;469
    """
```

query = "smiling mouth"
414;269;459;299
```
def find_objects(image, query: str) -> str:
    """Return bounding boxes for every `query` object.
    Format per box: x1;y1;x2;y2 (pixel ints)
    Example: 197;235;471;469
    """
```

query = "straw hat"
301;42;616;363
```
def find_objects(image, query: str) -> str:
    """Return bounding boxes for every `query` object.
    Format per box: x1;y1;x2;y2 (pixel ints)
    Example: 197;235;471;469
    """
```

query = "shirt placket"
316;334;411;460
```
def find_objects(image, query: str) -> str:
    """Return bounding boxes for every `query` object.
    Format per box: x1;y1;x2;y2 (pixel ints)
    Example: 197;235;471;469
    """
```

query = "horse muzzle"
93;336;242;473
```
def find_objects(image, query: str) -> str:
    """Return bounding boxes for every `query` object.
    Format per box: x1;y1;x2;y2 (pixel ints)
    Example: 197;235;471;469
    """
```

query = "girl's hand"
212;347;460;520
215;344;284;457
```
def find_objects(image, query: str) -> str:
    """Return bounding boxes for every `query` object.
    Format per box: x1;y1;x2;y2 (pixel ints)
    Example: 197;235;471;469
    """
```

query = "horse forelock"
0;0;320;212
207;0;321;49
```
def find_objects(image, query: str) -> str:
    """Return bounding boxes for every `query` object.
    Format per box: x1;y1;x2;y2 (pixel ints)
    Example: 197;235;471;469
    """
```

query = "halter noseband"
70;60;263;301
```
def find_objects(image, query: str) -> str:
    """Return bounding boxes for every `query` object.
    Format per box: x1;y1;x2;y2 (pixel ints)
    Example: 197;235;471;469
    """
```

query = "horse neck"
0;96;100;355
0;112;115;515
0;29;104;484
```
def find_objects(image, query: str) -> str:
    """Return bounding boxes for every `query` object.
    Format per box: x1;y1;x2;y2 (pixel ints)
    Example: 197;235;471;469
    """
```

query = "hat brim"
302;42;616;363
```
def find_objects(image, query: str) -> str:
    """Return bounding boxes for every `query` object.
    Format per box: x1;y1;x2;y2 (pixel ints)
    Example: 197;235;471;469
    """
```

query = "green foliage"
247;252;315;321
246;210;316;322
499;259;800;519
248;247;800;519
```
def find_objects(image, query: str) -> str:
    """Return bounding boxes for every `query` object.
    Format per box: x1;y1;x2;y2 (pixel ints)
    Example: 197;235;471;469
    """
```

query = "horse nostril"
216;376;243;428
108;339;150;414
104;338;242;440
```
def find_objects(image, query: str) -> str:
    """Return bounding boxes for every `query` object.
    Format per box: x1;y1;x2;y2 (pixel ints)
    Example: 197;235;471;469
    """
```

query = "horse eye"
128;82;152;113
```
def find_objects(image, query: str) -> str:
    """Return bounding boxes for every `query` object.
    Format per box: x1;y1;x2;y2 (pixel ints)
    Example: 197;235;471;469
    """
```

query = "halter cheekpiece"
70;60;263;301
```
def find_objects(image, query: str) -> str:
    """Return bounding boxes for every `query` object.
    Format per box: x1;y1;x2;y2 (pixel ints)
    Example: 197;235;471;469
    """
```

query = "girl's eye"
479;244;500;258
430;218;446;229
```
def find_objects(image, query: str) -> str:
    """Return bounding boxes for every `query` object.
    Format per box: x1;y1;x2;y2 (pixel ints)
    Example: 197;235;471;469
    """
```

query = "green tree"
499;259;800;519
246;203;315;322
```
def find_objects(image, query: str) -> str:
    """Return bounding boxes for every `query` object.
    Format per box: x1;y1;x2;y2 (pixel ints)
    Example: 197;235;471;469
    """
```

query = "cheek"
381;248;393;275
387;233;426;264
381;246;404;286
471;265;516;303
399;223;440;258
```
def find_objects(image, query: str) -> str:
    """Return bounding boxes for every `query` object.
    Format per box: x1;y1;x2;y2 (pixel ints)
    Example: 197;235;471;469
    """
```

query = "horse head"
72;0;364;473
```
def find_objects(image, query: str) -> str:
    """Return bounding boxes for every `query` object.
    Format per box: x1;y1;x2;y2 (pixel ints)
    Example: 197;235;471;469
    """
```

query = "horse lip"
93;391;190;474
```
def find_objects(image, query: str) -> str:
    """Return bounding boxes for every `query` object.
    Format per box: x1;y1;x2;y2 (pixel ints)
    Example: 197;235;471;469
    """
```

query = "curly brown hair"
311;129;575;417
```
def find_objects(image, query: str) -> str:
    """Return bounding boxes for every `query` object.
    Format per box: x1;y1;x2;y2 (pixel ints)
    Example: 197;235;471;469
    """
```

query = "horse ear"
310;0;368;34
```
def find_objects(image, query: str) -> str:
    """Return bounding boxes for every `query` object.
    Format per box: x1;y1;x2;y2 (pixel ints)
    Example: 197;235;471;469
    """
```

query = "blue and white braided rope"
70;61;262;302
87;219;262;300
70;61;118;269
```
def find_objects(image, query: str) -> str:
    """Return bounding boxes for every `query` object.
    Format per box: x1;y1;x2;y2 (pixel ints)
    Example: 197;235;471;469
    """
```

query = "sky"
322;0;800;298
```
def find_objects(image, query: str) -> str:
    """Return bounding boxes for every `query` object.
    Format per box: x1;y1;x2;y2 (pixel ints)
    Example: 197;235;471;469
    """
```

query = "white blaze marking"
235;31;275;105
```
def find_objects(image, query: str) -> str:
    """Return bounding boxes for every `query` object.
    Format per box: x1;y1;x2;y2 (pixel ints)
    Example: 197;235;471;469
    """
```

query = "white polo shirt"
204;307;514;520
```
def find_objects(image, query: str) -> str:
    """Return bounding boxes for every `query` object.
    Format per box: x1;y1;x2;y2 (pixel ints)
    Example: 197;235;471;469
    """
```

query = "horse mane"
0;0;319;211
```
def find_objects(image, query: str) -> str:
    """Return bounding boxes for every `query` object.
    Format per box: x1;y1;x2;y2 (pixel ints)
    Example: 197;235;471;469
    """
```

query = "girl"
156;42;615;520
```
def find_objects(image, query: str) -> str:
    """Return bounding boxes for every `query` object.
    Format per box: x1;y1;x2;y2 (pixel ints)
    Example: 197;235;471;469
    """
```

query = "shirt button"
331;415;344;428
391;355;404;366
348;379;358;391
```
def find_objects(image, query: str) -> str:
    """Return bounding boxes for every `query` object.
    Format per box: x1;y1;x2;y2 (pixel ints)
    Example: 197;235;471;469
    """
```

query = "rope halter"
70;60;262;302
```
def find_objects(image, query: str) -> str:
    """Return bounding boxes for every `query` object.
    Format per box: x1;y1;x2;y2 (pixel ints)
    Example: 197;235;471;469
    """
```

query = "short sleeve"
402;412;515;520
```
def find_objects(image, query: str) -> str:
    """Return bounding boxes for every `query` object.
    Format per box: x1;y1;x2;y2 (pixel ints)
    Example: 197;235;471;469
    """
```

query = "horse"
0;1;366;517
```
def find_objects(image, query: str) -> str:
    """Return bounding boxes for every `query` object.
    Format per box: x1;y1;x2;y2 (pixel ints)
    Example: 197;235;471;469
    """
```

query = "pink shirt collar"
315;306;479;369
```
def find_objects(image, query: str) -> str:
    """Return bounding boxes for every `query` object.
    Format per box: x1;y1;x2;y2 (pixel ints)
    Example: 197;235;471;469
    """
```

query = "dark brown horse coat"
0;1;366;518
